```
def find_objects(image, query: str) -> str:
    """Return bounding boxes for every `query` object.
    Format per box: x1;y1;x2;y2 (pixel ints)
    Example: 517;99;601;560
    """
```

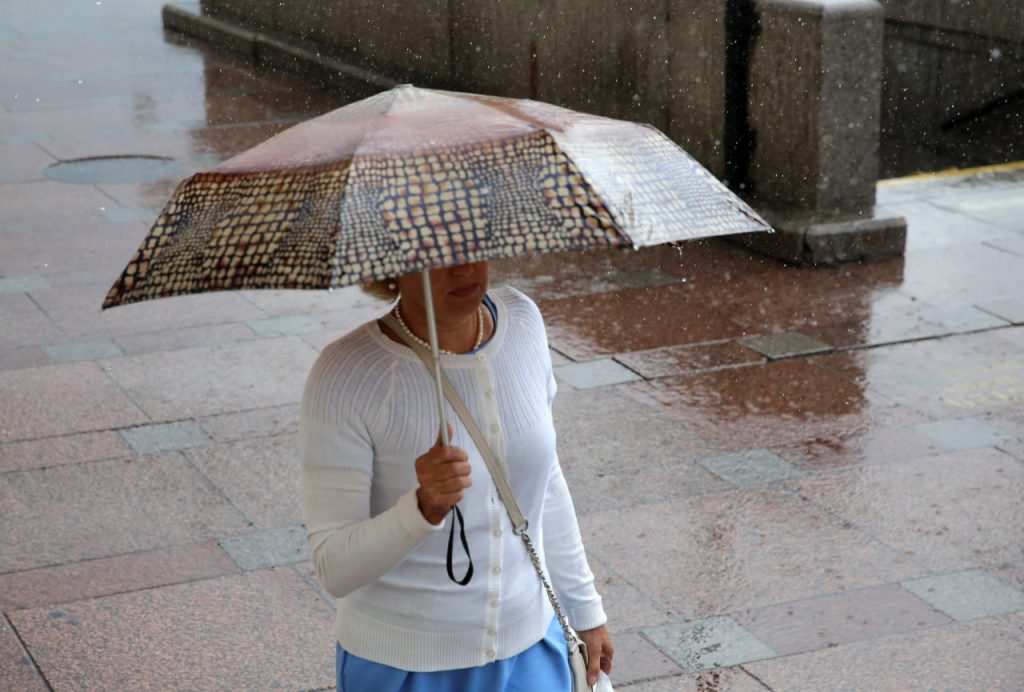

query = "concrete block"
696;448;804;487
749;0;884;216
119;421;211;454
218;524;310;571
734;210;906;265
165;3;257;57
554;359;642;389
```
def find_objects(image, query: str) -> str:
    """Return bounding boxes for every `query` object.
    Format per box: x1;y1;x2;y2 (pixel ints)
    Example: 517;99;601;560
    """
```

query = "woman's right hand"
415;424;472;525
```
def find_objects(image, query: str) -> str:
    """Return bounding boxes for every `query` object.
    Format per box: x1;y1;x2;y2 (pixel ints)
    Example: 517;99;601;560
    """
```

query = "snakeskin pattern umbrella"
102;84;770;309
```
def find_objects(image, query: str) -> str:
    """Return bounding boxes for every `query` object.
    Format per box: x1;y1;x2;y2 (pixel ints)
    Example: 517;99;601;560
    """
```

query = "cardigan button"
493;528;502;538
490;423;500;434
486;648;496;658
490;600;499;608
492;566;501;575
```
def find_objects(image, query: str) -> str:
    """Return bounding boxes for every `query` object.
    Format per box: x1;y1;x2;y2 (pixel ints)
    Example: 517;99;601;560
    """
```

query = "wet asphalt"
1;1;1022;690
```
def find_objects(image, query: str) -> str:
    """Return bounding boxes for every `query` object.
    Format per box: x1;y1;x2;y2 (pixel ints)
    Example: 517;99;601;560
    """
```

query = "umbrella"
102;84;770;443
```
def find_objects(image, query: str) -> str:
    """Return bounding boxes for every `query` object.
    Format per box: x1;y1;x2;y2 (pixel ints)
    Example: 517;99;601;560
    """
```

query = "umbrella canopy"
102;84;769;309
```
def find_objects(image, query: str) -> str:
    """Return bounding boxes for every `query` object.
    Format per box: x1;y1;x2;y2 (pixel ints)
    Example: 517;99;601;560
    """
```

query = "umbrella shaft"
421;271;450;447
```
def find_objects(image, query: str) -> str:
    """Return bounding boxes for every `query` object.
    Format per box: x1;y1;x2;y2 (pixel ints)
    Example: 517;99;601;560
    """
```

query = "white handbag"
385;315;612;692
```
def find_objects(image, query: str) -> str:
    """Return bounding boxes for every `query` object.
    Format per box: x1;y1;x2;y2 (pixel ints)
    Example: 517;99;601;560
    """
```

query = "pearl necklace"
393;302;486;355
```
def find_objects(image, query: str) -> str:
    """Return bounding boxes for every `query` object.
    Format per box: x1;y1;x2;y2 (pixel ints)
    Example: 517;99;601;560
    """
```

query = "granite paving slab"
743;611;1024;692
899;242;1024;305
811;332;1024;418
804;291;959;349
877;198;1013;251
589;559;671;632
41;337;122;364
0;274;49;294
694;449;803;488
246;314;322;338
539;283;750;361
615;342;764;380
185;433;302;529
0;346;47;372
0;616;46;692
773;424;944;471
0;361;148;442
986;235;1024;257
218;524;309;571
9;569;335;691
987;562;1024;593
553;387;725;514
608;631;683;686
112;321;258;356
642;616;776;672
0;293;64;351
738;332;831;360
910;417;1016;451
977;297;1024;324
30;279;267;341
791;447;1024;572
101;336;318;421
554;358;642;389
615;667;769;691
733;583;951;656
0;453;250;573
0;141;56;184
624;357;916;453
0;542;238;611
0;180;113;225
0;218;145;279
0;430;129;474
199;404;300;443
901;570;1024;622
119;421;210;454
579;486;926;620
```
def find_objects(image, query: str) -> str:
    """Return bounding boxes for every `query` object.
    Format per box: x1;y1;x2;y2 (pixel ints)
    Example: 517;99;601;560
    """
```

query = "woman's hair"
361;278;400;302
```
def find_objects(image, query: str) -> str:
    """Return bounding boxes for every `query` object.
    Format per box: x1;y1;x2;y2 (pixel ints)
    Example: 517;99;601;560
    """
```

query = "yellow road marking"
879;160;1024;186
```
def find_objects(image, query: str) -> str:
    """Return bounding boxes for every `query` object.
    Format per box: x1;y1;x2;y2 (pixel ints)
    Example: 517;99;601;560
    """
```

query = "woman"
300;261;613;690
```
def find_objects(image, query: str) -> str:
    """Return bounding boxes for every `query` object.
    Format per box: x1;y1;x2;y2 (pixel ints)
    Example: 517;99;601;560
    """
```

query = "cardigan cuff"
396;488;446;540
567;598;607;632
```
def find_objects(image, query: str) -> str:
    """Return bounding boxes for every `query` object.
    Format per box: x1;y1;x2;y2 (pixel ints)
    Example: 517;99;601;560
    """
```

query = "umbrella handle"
421;270;450;447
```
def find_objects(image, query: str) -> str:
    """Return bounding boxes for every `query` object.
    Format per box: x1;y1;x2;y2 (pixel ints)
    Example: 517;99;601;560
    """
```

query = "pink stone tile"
791;448;1024;572
579;486;926;620
9;569;335;691
0;542;239;611
199;404;299;443
0;362;148;442
0;142;57;184
901;242;1024;305
0;430;129;473
616;342;765;379
101;337;318;420
623;357;916;452
0;453;250;572
539;283;750;360
609;632;683;686
774;424;945;472
0;616;47;692
0;180;113;225
0;293;64;351
30;278;266;340
619;667;769;691
734;584;951;656
744;612;1024;692
0;346;48;372
184;434;302;529
553;387;724;514
0;218;146;279
590;560;671;632
112;322;258;356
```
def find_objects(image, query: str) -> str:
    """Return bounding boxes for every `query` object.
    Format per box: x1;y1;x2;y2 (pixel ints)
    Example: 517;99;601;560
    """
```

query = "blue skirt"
336;616;571;692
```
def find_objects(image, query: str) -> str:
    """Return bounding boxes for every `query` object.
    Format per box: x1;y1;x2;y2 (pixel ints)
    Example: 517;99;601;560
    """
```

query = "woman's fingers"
415;442;472;524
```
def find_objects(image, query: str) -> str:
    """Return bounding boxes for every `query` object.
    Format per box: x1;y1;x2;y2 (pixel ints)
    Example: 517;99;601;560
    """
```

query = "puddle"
45;155;184;184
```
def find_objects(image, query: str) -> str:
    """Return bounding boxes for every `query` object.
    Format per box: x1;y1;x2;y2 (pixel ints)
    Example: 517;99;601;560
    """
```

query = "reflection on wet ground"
0;1;1022;689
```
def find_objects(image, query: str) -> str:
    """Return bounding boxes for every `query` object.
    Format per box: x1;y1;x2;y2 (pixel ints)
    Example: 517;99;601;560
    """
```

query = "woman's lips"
449;284;479;298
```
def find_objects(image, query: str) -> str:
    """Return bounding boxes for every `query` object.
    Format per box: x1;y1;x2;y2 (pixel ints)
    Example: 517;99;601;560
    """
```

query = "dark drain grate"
45;155;184;184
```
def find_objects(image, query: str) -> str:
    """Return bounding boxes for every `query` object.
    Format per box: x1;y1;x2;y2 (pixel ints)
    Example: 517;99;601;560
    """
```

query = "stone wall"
878;0;1024;176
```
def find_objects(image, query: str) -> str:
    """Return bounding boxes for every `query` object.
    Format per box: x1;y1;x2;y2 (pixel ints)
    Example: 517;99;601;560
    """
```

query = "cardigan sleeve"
300;376;444;600
540;364;607;631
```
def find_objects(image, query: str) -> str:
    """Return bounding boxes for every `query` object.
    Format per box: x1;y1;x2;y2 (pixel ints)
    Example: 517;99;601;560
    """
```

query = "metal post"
421;270;450;446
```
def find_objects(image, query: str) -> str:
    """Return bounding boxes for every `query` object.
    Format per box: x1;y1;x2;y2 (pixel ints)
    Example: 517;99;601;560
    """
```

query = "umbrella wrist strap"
381;314;579;645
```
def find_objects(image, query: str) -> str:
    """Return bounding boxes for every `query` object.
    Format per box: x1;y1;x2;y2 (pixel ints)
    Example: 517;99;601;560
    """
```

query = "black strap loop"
446;504;474;586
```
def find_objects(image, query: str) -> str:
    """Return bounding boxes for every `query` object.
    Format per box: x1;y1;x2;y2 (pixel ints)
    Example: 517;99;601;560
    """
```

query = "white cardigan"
299;286;606;672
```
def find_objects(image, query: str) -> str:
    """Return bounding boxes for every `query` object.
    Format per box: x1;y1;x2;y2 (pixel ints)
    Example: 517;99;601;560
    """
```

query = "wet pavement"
1;2;1022;690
